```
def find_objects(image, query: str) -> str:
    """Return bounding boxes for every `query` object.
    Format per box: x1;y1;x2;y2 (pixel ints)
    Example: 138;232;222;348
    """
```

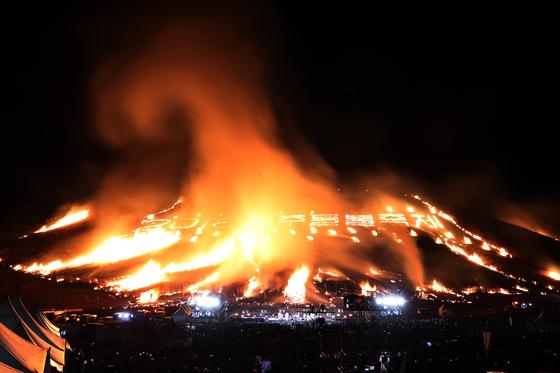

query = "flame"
284;266;310;304
546;270;560;281
35;207;90;233
138;289;159;303
20;194;532;299
18;18;540;307
360;280;377;296
109;260;167;290
24;261;64;276
429;279;452;293
188;273;220;292
243;276;260;298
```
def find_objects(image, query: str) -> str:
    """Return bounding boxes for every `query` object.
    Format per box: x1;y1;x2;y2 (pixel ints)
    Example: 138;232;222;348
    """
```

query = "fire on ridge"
13;194;559;304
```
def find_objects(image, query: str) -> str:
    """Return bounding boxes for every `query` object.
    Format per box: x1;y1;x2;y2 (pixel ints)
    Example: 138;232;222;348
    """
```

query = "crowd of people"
66;311;560;372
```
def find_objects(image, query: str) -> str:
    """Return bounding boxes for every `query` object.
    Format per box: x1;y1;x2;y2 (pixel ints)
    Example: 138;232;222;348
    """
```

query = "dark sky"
0;2;557;231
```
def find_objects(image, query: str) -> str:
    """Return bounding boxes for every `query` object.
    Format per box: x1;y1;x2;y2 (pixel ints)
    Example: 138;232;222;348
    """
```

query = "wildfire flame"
35;207;90;233
284;266;310;304
138;289;159;303
360;281;377;296
243;276;260;298
12;23;559;303
546;270;560;281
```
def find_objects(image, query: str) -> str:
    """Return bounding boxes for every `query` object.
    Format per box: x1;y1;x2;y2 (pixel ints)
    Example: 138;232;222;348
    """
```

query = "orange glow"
110;260;166;290
70;228;180;267
430;279;452;293
243;276;260;298
138;289;159;303
546;270;560;281
20;186;532;301
360;281;377;296
35;207;90;233
284;266;310;304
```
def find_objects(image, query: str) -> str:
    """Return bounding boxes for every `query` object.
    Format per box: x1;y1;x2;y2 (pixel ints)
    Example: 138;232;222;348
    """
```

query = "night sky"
0;2;557;232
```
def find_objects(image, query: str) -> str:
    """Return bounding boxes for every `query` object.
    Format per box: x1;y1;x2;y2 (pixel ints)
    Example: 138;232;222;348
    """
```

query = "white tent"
35;312;59;337
0;322;50;373
171;304;192;324
0;298;68;372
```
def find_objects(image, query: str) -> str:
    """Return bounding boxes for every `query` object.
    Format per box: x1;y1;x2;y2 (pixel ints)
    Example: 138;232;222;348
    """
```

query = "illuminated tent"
34;312;60;337
171;304;192;325
0;322;50;373
0;298;68;372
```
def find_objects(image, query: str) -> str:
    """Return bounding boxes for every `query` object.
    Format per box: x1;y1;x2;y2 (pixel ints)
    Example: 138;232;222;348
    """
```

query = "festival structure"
0;297;71;372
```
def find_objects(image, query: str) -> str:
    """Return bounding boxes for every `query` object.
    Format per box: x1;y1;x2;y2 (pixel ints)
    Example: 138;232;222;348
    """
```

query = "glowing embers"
411;214;442;230
310;214;339;227
35;207;90;233
284;265;310;304
278;214;306;224
378;213;408;225
345;214;374;227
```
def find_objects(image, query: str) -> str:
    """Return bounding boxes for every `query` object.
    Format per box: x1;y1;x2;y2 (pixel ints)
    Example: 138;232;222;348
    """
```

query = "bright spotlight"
116;311;133;320
375;295;406;307
193;295;221;309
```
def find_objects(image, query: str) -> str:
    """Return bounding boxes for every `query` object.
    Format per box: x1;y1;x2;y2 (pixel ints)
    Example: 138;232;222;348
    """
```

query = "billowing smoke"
17;15;430;297
90;17;425;288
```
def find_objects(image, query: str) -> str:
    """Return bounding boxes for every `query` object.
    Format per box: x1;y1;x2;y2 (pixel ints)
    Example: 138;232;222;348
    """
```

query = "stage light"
375;295;406;307
193;295;221;308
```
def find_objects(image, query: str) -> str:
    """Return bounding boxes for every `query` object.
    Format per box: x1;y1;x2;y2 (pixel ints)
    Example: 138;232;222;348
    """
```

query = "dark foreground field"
64;313;560;373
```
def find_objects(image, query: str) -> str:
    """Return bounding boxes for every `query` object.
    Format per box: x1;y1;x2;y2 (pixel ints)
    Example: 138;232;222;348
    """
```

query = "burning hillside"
5;193;559;305
2;19;559;306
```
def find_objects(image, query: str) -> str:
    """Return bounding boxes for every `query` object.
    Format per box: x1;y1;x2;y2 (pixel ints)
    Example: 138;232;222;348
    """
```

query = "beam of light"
191;294;221;308
375;295;406;307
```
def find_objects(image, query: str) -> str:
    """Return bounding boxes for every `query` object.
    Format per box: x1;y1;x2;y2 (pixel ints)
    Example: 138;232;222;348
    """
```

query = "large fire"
17;194;552;303
9;23;559;305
